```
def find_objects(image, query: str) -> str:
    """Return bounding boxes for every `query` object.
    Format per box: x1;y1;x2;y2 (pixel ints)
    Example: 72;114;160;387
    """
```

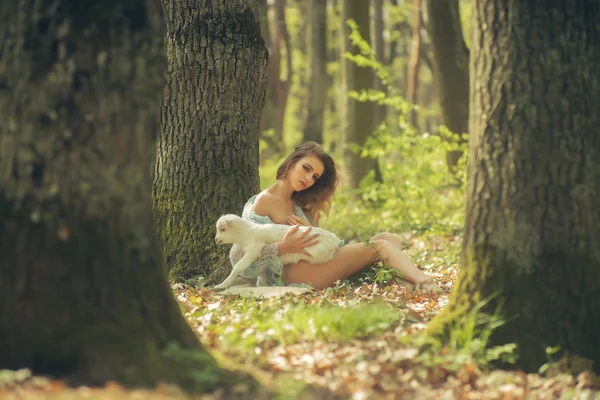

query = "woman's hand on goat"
287;215;311;226
277;225;320;256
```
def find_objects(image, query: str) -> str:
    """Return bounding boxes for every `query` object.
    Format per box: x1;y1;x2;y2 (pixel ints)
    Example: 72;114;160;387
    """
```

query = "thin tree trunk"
339;0;352;153
344;0;381;188
258;0;277;152
387;0;405;137
302;0;328;143
272;0;293;152
425;0;469;171
154;0;268;282
406;0;422;128
430;0;600;372
0;0;220;388
388;0;401;63
373;0;387;129
328;0;342;150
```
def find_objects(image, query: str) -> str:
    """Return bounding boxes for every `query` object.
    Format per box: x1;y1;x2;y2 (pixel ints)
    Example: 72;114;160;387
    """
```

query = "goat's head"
215;214;245;245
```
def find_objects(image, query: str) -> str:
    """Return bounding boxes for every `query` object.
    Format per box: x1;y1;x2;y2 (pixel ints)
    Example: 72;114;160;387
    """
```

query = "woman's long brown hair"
276;142;339;221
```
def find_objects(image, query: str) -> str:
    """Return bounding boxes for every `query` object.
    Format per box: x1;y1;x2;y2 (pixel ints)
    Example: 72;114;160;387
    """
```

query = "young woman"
229;142;441;291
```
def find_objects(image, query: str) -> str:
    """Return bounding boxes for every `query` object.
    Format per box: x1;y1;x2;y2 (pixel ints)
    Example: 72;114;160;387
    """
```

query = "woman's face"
287;155;325;192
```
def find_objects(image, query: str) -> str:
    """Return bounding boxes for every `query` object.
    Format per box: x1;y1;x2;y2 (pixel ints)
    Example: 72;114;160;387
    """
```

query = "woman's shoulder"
249;191;293;225
252;191;277;216
241;192;275;224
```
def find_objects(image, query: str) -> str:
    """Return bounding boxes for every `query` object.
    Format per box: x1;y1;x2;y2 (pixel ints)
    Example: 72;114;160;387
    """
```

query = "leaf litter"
2;232;599;399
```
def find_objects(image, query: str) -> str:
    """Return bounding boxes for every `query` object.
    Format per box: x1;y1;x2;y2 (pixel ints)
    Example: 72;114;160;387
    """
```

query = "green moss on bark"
153;188;232;282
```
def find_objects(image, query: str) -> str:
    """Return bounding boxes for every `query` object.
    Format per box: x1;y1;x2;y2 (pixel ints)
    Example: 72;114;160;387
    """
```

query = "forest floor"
1;232;598;399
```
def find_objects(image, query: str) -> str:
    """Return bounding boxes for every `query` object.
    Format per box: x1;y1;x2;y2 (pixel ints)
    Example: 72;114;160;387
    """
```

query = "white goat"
214;214;342;289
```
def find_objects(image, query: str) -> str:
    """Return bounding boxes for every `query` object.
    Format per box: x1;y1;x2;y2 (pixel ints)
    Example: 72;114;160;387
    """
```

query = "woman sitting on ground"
229;141;441;291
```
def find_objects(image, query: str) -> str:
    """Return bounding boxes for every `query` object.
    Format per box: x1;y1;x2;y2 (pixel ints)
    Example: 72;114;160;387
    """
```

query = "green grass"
191;296;408;356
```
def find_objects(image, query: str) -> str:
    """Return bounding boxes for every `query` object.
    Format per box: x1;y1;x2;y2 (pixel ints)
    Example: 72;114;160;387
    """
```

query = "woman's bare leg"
282;239;439;290
370;232;405;250
282;242;379;289
370;232;440;290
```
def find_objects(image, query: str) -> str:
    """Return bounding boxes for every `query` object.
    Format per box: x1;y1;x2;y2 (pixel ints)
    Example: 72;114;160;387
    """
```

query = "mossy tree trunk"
302;0;328;144
0;0;220;389
344;0;381;188
431;0;600;372
425;0;469;171
154;0;268;282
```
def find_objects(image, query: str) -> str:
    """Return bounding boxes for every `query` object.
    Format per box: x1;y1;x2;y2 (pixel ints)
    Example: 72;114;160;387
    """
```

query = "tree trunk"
344;0;381;188
387;0;406;137
328;0;342;149
271;0;293;152
0;0;220;389
425;0;469;171
373;0;387;129
154;0;268;282
406;0;422;128
430;0;600;372
302;0;328;144
388;0;400;63
339;0;352;153
257;0;277;150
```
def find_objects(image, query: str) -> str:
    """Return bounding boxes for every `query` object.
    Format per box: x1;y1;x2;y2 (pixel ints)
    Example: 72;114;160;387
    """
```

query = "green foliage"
310;20;467;243
345;19;393;88
0;369;34;389
373;262;405;286
539;345;562;376
321;123;466;241
538;347;596;377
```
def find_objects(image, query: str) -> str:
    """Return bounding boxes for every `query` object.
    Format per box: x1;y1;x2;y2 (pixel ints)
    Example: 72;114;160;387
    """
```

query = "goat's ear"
224;219;233;226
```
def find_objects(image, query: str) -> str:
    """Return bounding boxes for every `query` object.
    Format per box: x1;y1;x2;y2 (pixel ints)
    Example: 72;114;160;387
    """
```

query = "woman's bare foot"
417;278;441;292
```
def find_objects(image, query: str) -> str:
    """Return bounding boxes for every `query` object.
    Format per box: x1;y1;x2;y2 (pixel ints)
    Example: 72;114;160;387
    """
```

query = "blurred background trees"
255;0;471;240
254;0;471;158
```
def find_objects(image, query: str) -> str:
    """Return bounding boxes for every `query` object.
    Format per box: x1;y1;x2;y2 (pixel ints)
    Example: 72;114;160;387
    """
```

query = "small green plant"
538;345;562;376
361;239;406;286
373;265;404;286
413;297;517;373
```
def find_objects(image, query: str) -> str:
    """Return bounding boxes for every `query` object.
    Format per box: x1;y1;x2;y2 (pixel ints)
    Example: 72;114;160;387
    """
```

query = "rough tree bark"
406;0;422;128
430;0;600;372
425;0;469;171
0;0;221;388
344;0;381;188
154;0;268;282
302;0;328;144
